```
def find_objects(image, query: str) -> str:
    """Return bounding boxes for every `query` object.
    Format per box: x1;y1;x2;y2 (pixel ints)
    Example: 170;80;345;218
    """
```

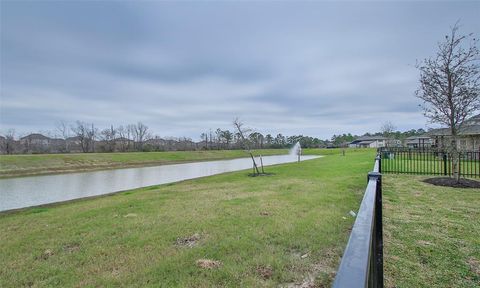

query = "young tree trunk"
450;137;461;182
233;119;260;175
249;153;260;175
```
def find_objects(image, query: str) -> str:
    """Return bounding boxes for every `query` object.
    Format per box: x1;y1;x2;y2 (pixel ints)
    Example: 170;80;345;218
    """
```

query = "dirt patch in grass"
37;249;54;260
63;243;81;253
175;233;201;248
467;257;480;276
285;251;337;288
196;259;222;269
256;265;273;279
423;177;480;188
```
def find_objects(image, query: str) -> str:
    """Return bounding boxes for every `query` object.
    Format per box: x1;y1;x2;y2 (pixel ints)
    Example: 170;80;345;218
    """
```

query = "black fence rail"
378;147;480;178
333;155;383;288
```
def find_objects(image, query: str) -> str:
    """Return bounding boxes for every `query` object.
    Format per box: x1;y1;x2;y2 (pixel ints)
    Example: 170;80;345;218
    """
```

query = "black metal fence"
378;147;480;178
333;155;383;288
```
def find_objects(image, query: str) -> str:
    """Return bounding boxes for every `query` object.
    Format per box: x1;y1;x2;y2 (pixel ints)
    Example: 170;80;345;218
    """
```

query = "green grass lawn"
0;149;289;178
383;175;480;287
0;149;375;287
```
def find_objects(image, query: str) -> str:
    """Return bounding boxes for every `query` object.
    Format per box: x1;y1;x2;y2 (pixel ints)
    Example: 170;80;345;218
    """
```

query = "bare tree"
101;125;117;152
416;22;480;181
233;118;261;175
117;125;130;152
56;120;70;152
132;122;150;151
3;129;16;154
71;121;88;153
71;121;97;153
200;132;208;149
127;124;136;151
380;121;396;138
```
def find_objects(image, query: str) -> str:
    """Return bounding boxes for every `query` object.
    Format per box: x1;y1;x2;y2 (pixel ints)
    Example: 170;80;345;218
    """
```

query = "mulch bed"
423;177;480;188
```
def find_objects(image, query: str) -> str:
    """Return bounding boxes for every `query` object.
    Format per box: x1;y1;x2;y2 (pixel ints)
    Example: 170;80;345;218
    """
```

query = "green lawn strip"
0;149;375;287
0;149;289;178
383;175;480;288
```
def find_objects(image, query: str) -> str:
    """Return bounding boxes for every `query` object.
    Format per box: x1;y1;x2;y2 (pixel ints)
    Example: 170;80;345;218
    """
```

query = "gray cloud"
1;1;479;139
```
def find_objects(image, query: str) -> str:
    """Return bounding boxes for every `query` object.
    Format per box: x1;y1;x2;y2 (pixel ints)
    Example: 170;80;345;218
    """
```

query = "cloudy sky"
1;1;479;140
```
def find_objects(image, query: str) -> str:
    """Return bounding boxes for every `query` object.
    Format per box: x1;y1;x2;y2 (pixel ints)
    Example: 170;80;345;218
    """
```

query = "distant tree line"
0;120;430;155
0;120;328;155
199;128;325;150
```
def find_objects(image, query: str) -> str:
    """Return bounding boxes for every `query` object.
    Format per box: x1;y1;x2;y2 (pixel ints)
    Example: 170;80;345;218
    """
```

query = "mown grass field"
383;175;480;287
0;149;289;178
0;149;375;287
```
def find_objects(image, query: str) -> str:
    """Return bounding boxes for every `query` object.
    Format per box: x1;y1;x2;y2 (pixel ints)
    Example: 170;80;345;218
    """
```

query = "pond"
0;155;320;212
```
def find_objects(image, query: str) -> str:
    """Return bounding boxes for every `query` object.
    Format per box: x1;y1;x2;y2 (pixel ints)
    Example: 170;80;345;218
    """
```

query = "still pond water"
0;155;319;212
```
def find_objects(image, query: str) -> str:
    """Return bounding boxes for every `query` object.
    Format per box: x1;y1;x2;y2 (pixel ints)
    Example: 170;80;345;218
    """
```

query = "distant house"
65;136;83;152
114;137;135;152
404;136;434;149
427;114;480;151
19;133;52;153
66;136;81;145
48;138;67;152
18;133;69;153
145;137;168;151
349;136;389;148
20;133;51;146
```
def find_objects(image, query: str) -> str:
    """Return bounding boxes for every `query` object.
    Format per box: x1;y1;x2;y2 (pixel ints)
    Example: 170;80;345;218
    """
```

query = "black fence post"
459;152;462;179
377;155;382;173
368;171;383;288
443;153;447;176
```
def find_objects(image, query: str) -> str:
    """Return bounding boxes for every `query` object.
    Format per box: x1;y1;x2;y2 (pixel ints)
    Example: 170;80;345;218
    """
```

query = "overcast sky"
1;1;479;140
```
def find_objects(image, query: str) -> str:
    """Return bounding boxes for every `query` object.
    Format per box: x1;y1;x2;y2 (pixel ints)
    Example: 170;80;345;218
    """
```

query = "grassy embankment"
384;175;480;287
0;149;289;178
0;149;376;287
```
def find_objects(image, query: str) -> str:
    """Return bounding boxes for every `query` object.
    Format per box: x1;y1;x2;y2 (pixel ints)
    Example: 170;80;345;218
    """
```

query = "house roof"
405;135;432;140
115;137;134;142
350;136;387;144
66;136;81;141
145;138;166;144
357;140;374;145
20;133;51;140
427;125;480;136
464;114;480;126
427;114;480;136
